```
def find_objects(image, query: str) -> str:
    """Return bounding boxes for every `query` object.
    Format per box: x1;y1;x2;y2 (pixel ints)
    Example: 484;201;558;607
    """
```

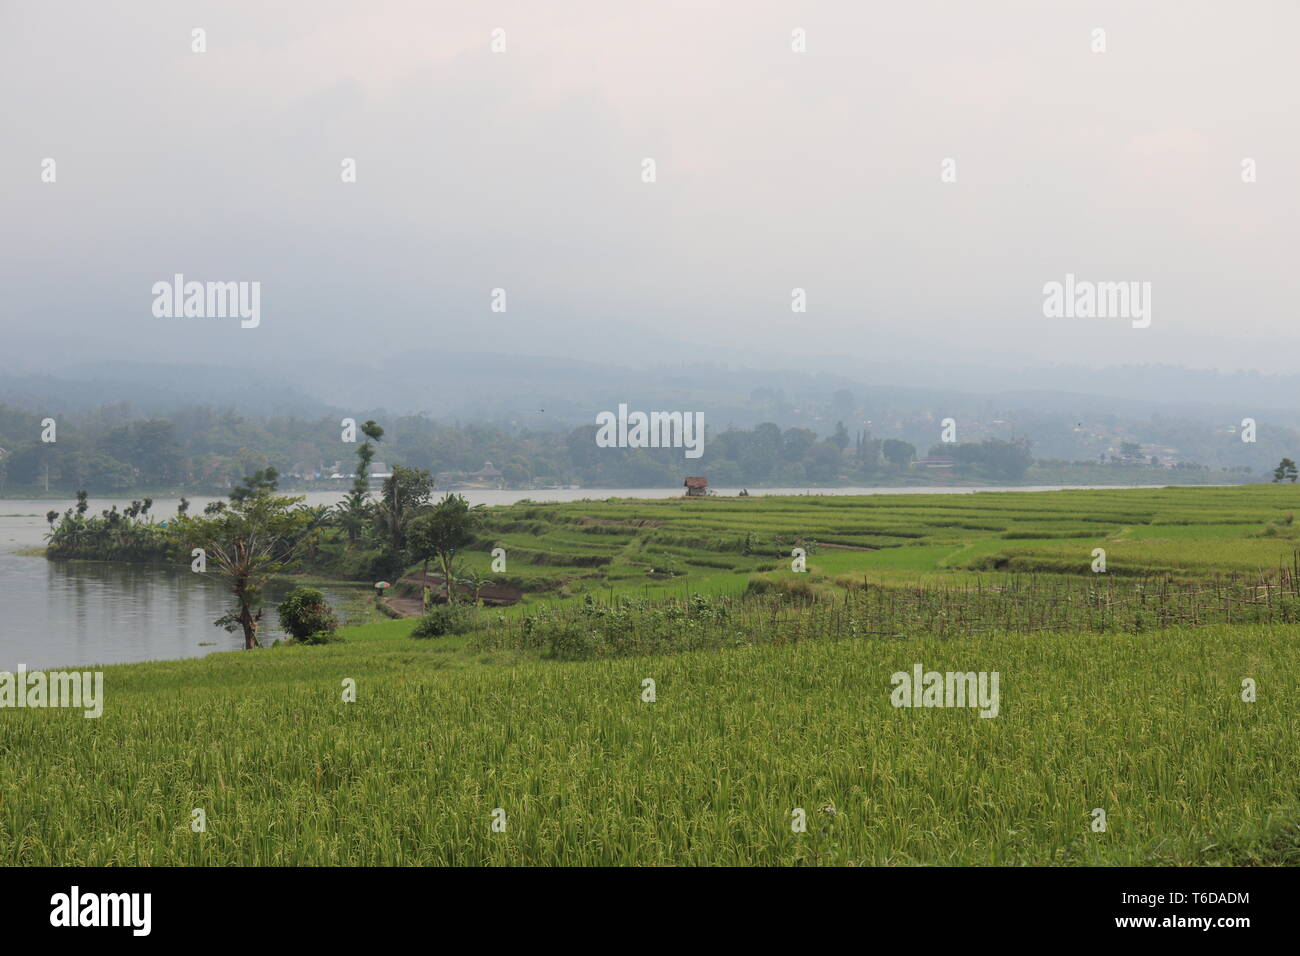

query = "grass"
3;484;1299;865
1;618;1293;865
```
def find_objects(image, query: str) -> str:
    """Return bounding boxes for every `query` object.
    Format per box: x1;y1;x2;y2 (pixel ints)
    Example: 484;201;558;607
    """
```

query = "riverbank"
0;472;1255;502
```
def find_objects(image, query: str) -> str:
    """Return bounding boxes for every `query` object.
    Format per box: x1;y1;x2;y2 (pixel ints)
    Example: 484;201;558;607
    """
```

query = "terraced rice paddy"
462;484;1300;606
3;485;1297;865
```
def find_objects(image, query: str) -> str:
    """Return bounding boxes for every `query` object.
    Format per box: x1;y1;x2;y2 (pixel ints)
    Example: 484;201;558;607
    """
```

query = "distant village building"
912;456;956;470
468;461;502;482
684;476;708;497
436;461;504;489
326;459;392;480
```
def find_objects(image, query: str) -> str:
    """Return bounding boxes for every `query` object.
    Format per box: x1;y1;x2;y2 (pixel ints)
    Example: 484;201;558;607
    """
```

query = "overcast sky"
3;0;1298;382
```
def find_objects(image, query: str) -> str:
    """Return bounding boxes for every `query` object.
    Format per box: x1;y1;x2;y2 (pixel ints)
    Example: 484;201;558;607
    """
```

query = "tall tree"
374;464;435;572
179;472;326;649
882;439;916;468
340;420;384;543
830;421;850;451
408;493;483;605
230;467;278;504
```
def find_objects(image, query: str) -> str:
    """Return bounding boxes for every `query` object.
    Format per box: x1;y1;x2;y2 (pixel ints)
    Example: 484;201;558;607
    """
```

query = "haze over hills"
2;353;1296;477
3;354;1298;429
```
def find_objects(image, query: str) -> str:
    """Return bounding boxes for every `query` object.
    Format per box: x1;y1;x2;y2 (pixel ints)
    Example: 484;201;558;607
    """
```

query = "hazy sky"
3;0;1298;380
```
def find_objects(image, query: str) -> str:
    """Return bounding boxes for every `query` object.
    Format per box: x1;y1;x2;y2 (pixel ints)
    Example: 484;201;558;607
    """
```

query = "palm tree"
454;568;491;606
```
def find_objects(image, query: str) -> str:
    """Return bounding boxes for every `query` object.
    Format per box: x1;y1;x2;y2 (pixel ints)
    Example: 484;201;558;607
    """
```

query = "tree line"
3;402;1046;493
45;431;488;649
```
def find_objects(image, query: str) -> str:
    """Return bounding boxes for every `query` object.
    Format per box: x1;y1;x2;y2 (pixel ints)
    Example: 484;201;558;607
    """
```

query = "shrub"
411;604;478;638
486;594;739;661
745;576;819;603
547;625;604;661
277;586;339;641
312;545;394;582
299;629;343;645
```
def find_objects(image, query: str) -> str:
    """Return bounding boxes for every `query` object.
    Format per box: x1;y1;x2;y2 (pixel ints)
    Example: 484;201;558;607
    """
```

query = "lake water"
0;484;1162;670
0;552;355;671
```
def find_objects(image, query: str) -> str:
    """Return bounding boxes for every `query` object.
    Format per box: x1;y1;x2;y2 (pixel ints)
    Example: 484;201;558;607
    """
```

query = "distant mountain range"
3;354;1297;435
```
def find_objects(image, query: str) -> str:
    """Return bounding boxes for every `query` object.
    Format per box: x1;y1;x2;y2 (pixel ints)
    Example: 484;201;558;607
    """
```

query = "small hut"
683;476;708;497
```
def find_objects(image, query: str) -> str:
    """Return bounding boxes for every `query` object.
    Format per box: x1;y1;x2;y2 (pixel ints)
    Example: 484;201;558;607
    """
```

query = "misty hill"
3;353;1297;480
8;353;1298;433
0;363;333;419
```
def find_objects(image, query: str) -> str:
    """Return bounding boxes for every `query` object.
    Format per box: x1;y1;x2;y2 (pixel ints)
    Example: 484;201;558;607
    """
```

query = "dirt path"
404;571;524;607
383;596;424;618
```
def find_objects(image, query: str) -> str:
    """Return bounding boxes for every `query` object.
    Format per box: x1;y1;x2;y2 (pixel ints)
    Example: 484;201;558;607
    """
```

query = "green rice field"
465;484;1300;605
3;485;1298;865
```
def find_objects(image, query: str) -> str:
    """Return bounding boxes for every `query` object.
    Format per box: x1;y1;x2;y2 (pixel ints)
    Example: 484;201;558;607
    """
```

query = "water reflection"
1;552;347;670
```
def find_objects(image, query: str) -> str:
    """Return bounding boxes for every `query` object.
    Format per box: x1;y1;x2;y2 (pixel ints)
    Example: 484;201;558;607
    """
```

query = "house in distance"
683;476;708;497
436;461;504;490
